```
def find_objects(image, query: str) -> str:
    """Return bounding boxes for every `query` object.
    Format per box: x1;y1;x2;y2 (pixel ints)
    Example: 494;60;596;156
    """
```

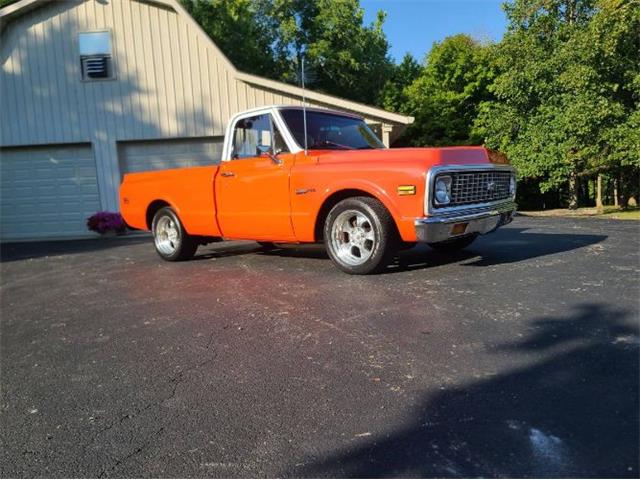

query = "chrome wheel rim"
154;215;180;255
330;209;376;266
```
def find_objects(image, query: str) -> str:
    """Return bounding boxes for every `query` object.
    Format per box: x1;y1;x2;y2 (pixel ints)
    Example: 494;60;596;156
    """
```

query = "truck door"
215;112;296;241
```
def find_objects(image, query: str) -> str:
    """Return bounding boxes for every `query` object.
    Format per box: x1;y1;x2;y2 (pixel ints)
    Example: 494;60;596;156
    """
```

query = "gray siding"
118;137;223;176
1;0;404;213
1;0;237;210
1;0;235;145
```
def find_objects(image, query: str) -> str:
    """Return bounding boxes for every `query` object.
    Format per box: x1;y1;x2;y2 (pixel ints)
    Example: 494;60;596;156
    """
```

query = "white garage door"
0;144;100;241
118;137;223;175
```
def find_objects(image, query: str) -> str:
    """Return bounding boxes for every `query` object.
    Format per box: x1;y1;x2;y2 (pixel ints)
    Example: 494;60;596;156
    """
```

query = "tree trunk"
613;176;619;207
568;171;579;210
596;174;603;214
616;170;628;208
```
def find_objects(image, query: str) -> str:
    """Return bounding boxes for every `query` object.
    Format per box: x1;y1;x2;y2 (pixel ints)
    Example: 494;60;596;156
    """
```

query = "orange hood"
311;146;494;168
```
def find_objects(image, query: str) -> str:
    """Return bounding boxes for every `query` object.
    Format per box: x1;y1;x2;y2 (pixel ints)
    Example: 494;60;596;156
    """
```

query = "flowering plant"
86;211;126;235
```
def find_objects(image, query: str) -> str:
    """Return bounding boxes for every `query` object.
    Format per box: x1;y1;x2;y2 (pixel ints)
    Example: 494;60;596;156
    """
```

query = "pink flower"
86;211;126;234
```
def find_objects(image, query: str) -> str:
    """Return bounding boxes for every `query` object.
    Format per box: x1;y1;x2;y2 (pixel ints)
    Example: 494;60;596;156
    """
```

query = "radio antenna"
301;56;308;155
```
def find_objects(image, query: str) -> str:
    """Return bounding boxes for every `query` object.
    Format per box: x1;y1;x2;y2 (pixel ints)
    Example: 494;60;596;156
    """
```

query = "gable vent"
78;31;114;81
81;55;111;79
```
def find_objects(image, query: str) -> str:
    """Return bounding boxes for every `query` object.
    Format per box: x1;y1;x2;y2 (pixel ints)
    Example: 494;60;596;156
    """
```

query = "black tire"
257;241;278;251
151;207;198;261
323;196;398;275
428;233;478;252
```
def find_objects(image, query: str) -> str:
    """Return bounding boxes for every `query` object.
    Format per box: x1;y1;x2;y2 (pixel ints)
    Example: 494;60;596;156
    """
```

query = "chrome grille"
439;170;512;207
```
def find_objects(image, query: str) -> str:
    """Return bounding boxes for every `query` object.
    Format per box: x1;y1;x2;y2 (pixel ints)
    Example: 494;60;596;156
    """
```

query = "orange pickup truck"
120;106;516;274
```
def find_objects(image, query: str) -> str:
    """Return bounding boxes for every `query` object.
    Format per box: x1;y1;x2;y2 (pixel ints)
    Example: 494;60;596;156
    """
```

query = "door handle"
220;171;235;177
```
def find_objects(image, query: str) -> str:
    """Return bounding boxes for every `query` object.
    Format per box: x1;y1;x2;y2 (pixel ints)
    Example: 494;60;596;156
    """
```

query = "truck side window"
232;114;289;159
273;124;289;154
232;114;269;159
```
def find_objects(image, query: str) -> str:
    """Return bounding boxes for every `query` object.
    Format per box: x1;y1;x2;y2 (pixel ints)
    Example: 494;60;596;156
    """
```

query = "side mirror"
257;144;271;156
257;145;282;165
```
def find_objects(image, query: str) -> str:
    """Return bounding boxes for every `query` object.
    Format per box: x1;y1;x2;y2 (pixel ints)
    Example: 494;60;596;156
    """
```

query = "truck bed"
119;166;222;237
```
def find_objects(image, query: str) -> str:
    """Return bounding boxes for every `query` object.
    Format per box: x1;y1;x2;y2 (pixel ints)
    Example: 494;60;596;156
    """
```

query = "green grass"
600;206;640;220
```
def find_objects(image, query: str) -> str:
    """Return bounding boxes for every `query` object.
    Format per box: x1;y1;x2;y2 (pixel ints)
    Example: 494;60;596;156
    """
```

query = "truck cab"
120;105;516;274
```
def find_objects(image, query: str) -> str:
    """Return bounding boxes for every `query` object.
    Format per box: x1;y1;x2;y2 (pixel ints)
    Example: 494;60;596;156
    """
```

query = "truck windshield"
279;109;385;150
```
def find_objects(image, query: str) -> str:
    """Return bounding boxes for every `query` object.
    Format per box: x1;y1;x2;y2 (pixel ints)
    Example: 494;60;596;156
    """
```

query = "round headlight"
435;176;452;205
509;174;516;197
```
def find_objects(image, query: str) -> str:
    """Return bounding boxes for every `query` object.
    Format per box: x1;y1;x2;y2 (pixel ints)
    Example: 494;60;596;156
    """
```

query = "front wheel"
428;233;478;252
152;207;198;261
324;197;398;275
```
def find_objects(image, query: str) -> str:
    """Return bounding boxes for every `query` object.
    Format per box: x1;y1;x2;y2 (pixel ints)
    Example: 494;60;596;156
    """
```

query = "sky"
361;0;508;63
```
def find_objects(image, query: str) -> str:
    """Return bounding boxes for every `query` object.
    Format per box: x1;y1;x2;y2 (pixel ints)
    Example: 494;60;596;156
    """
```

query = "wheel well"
146;200;170;229
314;189;376;242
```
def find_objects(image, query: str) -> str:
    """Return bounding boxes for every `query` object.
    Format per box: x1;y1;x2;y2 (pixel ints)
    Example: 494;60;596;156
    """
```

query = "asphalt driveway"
1;216;638;478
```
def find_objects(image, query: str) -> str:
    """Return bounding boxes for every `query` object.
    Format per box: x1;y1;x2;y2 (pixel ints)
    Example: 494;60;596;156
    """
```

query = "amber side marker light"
451;223;468;236
397;185;416;196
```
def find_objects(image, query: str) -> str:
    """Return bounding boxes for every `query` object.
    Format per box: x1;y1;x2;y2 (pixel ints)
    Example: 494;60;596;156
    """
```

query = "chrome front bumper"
415;201;517;243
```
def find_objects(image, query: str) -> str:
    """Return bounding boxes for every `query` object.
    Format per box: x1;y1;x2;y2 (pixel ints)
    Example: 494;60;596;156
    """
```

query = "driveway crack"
85;346;217;475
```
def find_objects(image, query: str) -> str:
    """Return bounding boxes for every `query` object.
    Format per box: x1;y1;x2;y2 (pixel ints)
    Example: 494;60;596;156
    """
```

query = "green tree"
272;0;393;104
181;0;282;78
380;53;421;113
184;0;394;105
309;1;392;104
474;0;639;208
586;0;640;206
401;34;495;146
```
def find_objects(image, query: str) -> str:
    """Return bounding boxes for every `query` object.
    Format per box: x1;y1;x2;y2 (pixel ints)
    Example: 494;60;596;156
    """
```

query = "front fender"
291;174;425;243
318;179;404;224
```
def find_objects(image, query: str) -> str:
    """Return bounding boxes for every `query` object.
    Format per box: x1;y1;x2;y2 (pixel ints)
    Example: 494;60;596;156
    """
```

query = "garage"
0;144;100;241
0;0;412;240
118;137;223;176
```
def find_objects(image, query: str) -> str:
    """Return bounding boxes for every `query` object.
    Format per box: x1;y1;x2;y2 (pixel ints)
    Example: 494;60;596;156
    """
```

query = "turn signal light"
397;185;416;196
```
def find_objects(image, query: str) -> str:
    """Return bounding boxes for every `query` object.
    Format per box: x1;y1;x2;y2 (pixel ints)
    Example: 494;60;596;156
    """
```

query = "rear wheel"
324;197;398;275
152;207;198;261
428;233;478;252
